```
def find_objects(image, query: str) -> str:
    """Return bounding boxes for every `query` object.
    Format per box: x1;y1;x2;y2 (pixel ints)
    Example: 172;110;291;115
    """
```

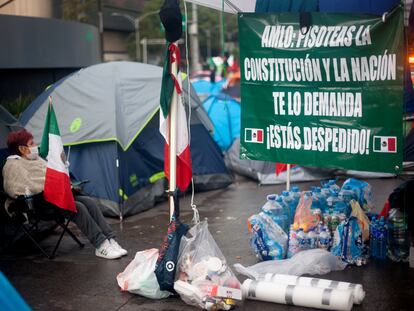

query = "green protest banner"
238;5;404;173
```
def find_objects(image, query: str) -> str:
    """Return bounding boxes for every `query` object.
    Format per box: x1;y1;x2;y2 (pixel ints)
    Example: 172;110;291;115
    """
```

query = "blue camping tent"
192;79;226;101
20;62;232;218
203;94;241;151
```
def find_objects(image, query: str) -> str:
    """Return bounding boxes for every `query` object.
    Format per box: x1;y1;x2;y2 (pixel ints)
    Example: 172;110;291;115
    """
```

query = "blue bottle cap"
267;194;277;201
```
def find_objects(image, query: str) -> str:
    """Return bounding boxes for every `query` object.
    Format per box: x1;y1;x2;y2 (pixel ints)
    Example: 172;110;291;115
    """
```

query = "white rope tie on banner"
382;12;388;23
183;0;200;224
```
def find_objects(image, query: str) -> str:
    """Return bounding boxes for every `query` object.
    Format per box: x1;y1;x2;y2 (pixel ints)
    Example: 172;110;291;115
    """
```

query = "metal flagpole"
168;42;179;221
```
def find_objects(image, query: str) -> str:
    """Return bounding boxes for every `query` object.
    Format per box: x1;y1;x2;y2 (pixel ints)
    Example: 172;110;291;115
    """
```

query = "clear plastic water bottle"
378;218;387;260
318;228;331;250
369;216;375;256
312;187;326;212
287;225;299;258
261;194;278;214
280;192;294;225
297;228;308;251
387;208;410;261
291;186;301;206
24;187;34;210
333;201;350;216
328;179;341;193
321;186;331;209
339;185;357;206
308;228;318;249
326;192;340;210
262;195;288;234
370;217;377;258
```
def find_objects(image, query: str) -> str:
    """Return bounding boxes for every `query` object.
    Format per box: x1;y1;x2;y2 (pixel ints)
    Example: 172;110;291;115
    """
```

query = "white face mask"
26;146;39;160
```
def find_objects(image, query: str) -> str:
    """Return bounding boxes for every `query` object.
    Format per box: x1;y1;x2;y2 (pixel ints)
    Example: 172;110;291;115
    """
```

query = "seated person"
2;129;127;260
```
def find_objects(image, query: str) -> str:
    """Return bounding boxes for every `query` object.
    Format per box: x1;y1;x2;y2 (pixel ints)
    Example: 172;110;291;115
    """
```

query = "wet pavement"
1;176;413;311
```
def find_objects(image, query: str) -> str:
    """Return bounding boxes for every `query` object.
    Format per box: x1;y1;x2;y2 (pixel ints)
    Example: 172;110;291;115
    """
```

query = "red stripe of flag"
388;138;396;152
257;130;263;142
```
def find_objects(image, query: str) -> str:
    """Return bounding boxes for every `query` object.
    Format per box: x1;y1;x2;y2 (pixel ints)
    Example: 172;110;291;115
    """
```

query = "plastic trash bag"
117;248;170;299
248;213;288;260
342;178;373;211
331;216;365;265
350;200;370;241
234;249;347;280
174;221;243;310
293;192;319;232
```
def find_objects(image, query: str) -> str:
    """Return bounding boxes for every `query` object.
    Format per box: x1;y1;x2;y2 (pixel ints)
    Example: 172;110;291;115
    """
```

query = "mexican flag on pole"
159;43;192;192
39;98;77;213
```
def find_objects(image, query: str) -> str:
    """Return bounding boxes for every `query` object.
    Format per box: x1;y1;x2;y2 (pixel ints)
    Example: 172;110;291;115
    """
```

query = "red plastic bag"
293;193;318;232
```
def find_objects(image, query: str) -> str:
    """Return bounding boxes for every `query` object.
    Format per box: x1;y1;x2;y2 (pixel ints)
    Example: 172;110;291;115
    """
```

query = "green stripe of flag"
245;129;252;141
373;136;382;151
160;44;174;118
40;104;61;158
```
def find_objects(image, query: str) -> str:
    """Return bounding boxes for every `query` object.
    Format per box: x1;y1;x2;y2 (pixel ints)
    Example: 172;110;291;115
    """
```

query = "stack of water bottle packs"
247;178;379;265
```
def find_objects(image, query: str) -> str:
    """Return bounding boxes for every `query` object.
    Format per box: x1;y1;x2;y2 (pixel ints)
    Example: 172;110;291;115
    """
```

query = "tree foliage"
136;0;238;65
62;0;97;23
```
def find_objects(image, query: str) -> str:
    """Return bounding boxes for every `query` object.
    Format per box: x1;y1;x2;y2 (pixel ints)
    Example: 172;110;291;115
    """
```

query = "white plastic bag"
234;249;347;280
175;221;242;310
116;248;170;299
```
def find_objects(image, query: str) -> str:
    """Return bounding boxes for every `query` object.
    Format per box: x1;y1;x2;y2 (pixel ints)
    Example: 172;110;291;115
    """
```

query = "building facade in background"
0;0;150;106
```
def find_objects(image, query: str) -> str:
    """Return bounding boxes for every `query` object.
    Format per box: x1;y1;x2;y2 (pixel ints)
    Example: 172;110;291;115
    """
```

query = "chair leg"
21;225;52;259
49;218;72;259
63;226;84;248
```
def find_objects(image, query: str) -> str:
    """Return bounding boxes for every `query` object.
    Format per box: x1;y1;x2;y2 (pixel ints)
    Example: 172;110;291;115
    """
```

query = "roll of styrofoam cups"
242;279;354;311
263;273;365;304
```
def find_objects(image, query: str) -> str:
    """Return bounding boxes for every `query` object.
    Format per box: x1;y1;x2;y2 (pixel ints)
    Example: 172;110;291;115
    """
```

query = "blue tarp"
203;94;241;151
0;272;31;311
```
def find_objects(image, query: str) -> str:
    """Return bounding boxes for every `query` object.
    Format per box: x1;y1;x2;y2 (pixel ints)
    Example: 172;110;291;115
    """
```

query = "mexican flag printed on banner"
373;136;397;153
159;43;192;192
245;128;264;143
40;99;77;212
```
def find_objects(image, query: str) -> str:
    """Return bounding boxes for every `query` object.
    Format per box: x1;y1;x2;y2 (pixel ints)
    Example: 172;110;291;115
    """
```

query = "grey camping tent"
20;62;232;217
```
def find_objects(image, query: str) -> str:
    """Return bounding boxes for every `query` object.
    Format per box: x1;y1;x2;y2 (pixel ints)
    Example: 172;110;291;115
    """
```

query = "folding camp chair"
5;192;84;259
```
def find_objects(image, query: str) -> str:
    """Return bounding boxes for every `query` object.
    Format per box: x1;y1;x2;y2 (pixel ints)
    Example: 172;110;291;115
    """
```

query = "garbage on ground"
262;274;365;305
174;221;243;310
246;178;393;266
350;200;370;241
116;248;170;299
331;216;365;265
247;213;288;260
341;178;373;211
233;249;347;280
242;279;354;311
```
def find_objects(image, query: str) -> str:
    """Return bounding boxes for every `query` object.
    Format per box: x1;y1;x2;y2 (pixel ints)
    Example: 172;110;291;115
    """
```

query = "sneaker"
95;240;122;259
109;239;128;256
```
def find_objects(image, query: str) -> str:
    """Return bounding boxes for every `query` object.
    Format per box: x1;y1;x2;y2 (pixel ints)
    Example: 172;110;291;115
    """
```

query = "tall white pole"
142;38;148;63
135;19;140;61
190;3;201;72
168;42;179;221
286;164;291;191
